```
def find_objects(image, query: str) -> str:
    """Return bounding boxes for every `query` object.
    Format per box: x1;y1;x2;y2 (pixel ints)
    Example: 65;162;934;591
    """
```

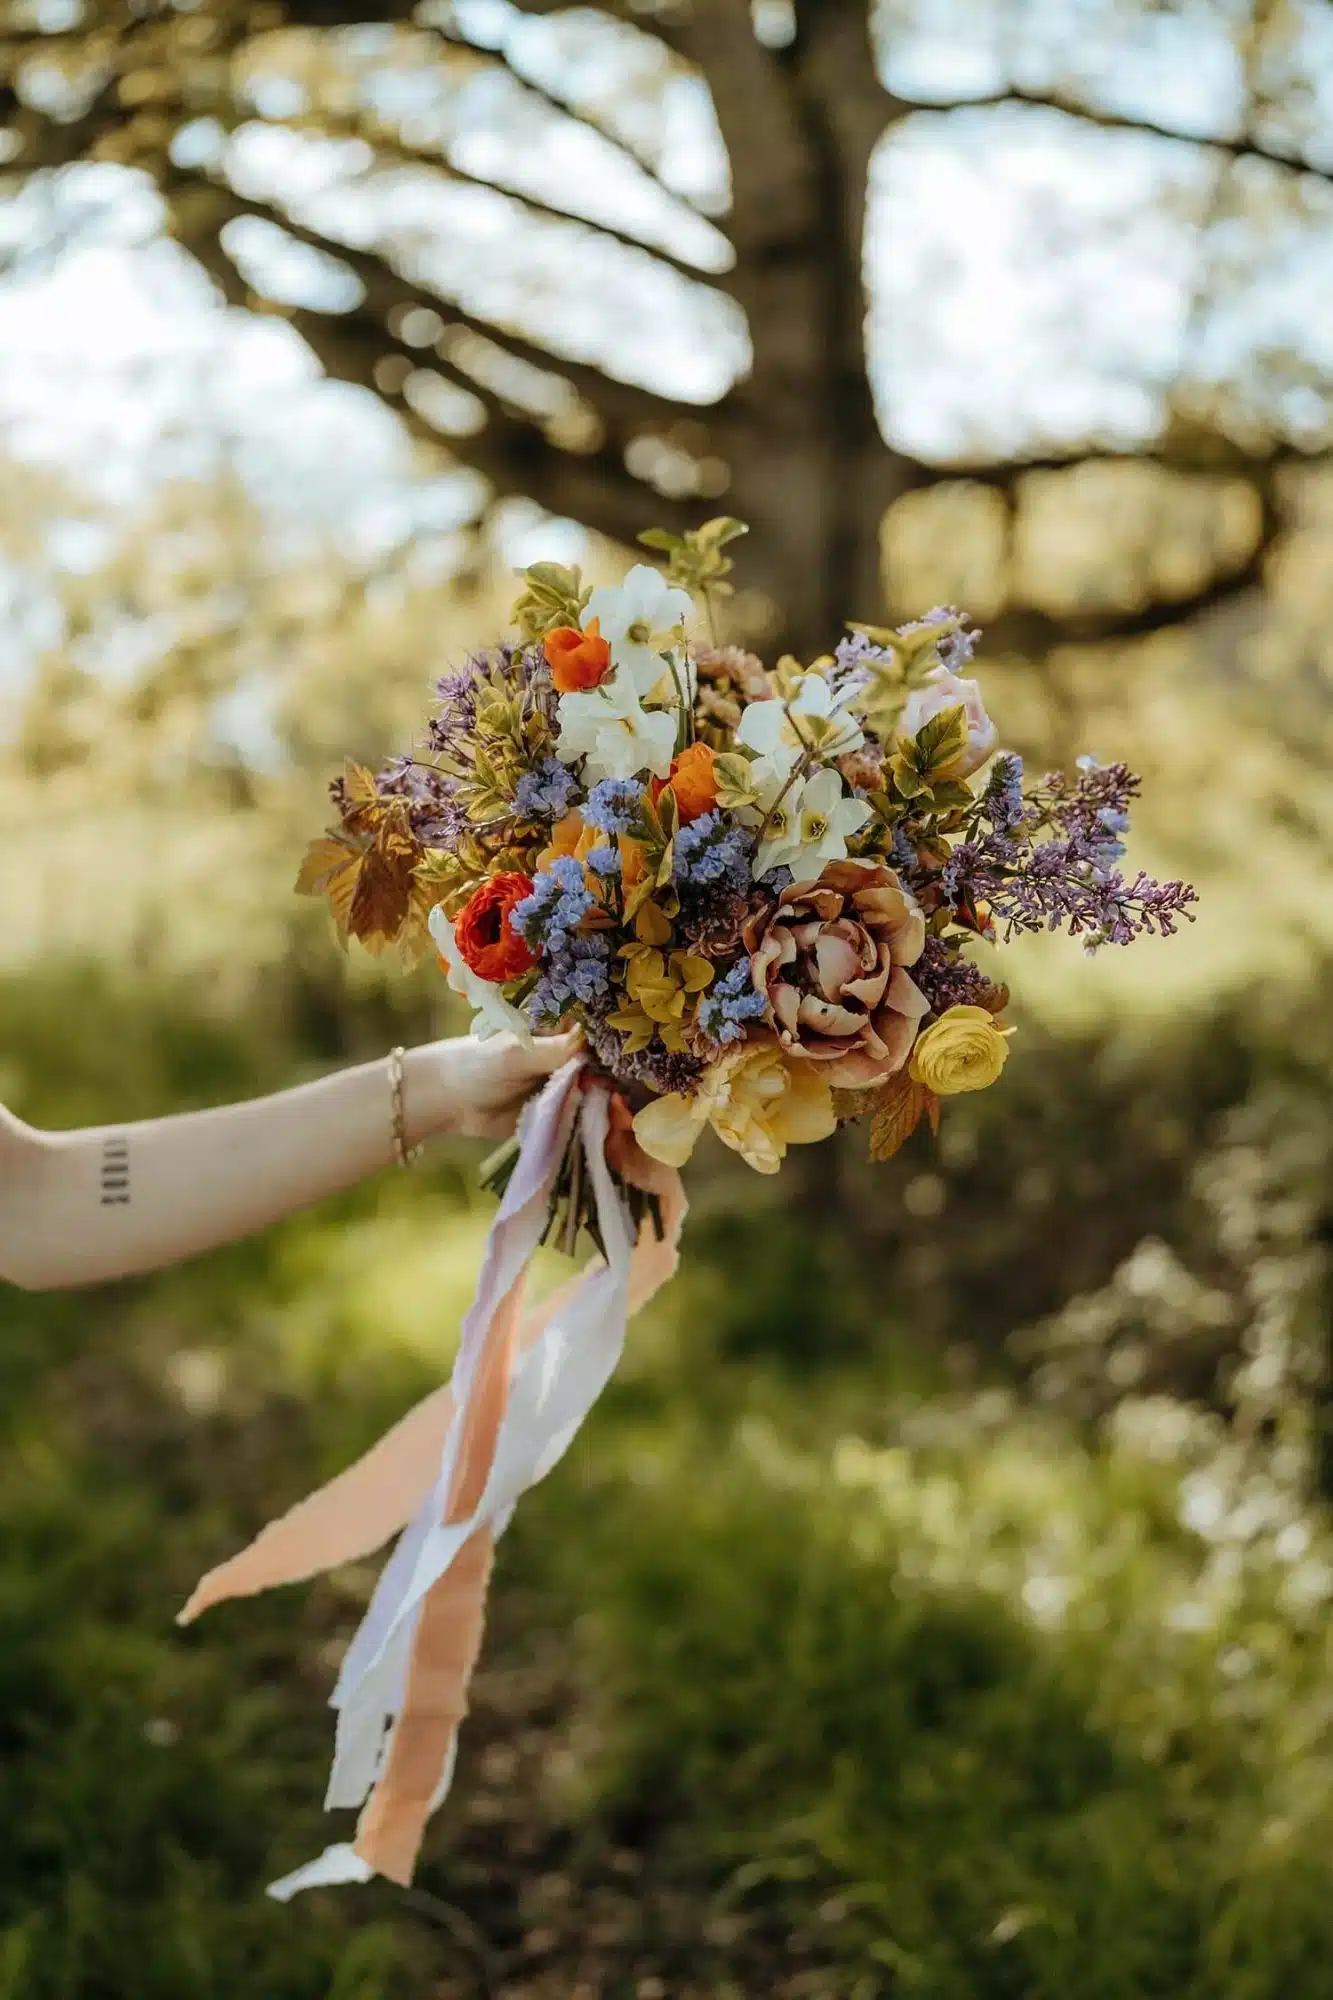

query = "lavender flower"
673;811;753;893
514;756;579;820
585;845;621;878
344;756;467;845
696;960;768;1045
584;778;646;836
428;642;551;754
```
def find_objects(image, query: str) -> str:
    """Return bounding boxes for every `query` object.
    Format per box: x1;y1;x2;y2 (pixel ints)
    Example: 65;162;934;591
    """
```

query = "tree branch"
916;85;1333;186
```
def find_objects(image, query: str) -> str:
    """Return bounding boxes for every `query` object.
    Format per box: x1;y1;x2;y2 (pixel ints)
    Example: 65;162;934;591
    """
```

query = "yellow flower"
622;947;713;1026
633;1040;836;1176
908;1005;1011;1096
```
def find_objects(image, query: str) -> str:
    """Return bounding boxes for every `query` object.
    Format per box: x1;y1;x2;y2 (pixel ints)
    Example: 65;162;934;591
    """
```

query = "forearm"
1;1048;451;1291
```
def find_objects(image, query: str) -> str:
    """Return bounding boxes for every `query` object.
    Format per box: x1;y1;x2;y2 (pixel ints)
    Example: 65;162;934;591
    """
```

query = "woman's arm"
0;1031;578;1292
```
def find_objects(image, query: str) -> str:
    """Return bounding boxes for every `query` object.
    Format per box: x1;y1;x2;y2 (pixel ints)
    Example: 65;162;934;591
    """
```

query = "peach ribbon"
178;1061;685;1898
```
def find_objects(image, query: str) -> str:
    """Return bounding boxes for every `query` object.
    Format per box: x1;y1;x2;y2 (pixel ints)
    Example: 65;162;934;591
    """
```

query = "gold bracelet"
388;1046;423;1168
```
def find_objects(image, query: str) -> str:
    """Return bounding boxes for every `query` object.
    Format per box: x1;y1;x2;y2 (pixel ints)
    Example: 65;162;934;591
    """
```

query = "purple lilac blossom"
584;778;645;835
514;756;579;819
586;846;621;878
983;752;1027;834
912;937;999;1017
672;811;753;893
696;960;768;1045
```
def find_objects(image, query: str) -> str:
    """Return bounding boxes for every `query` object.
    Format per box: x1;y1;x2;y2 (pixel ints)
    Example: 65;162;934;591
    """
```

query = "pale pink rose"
744;859;929;1089
897;665;999;780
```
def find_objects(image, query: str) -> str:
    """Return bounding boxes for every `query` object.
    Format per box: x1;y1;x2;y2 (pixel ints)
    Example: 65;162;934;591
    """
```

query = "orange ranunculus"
650;741;719;826
452;872;537;983
544;620;611;693
537;810;591;873
619;835;648;893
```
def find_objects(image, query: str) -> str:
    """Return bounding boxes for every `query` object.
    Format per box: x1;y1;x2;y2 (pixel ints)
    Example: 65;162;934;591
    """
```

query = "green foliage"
638;516;749;602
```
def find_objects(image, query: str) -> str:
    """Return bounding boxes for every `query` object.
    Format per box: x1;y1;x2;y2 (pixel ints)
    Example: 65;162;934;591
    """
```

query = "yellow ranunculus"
908;1004;1011;1096
631;1087;713;1169
633;1041;836;1175
711;1043;836;1174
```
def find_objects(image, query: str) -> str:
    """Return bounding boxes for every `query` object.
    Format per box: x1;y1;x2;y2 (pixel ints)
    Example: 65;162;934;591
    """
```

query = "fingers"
528;1028;584;1072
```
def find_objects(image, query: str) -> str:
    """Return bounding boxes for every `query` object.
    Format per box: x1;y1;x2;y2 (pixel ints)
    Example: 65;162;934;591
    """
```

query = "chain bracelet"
388;1046;423;1168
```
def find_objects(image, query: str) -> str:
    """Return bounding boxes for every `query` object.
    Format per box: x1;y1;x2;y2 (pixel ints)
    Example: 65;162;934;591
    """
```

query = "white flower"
786;766;872;879
746;765;871;882
554;675;676;781
736;675;862;782
428;906;533;1042
582;564;694;698
746;764;808;880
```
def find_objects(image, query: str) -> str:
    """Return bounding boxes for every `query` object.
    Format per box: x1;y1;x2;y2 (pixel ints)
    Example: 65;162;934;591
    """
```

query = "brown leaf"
925;1089;941;1137
831;1087;875;1124
340;759;382;825
295;833;365;940
868;1069;929;1162
348;838;417;948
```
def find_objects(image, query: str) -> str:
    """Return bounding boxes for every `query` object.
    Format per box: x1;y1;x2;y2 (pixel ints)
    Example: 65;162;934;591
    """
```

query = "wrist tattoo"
100;1133;131;1206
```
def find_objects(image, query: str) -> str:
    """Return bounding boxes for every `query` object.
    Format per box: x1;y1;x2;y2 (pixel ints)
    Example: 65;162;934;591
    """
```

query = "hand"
414;1029;583;1142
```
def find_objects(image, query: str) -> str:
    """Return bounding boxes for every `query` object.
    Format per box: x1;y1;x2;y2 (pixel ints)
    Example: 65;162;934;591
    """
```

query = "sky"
2;0;1332;689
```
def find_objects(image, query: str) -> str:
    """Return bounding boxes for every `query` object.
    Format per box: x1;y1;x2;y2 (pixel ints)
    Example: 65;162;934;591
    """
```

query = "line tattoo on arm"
100;1133;131;1207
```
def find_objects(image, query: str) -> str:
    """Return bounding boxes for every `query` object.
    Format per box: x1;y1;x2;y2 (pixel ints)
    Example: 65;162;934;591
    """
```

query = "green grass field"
5;968;1333;1999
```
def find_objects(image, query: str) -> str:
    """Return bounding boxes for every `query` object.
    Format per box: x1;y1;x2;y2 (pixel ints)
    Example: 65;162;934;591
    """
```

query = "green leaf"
915;703;967;775
929;779;975;810
713;751;758;809
697;516;748;548
636;528;679;553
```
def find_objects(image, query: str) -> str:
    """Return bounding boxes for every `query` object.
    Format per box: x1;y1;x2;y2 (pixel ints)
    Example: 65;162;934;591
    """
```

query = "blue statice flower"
527;934;612;1024
673;811;753;893
584;778;645;835
514;756;579;819
696;960;768;1046
512;856;593;953
585;845;621;878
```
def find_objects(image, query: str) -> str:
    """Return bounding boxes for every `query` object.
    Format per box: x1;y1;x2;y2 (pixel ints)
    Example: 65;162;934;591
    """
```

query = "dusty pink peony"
897;664;999;780
744;859;930;1088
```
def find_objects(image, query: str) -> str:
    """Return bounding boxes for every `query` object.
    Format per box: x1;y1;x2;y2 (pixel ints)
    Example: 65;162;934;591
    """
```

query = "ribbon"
178;1060;685;1898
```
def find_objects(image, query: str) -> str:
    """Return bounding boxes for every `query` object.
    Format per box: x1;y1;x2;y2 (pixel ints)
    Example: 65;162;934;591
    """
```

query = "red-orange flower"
544;620;611;693
452;873;537;983
650;741;719;826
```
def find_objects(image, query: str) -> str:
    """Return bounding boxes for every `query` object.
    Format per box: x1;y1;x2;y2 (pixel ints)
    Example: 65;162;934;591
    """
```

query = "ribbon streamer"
178;1060;685;1897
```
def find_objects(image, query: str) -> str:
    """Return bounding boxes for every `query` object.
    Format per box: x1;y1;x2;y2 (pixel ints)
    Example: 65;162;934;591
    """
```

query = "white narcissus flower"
428;906;533;1042
582;564;694;698
554;676;676;781
786;767;873;881
736;675;862;784
744;763;871;882
897;664;999;779
747;765;808;880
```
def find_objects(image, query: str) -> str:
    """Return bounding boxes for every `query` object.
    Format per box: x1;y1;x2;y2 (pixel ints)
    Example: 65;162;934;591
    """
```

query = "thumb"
529;1027;584;1072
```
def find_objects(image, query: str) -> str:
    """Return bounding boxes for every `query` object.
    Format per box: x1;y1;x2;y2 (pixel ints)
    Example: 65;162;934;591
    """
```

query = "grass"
5;967;1333;1996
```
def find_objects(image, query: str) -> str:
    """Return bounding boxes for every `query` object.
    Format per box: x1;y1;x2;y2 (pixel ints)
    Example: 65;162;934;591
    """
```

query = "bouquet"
182;520;1196;1898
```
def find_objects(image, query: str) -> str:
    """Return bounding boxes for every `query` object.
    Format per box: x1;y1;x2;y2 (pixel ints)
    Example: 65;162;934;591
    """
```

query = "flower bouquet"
181;519;1196;1898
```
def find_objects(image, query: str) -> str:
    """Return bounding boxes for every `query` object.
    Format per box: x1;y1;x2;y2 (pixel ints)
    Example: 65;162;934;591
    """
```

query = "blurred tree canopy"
4;0;1332;662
